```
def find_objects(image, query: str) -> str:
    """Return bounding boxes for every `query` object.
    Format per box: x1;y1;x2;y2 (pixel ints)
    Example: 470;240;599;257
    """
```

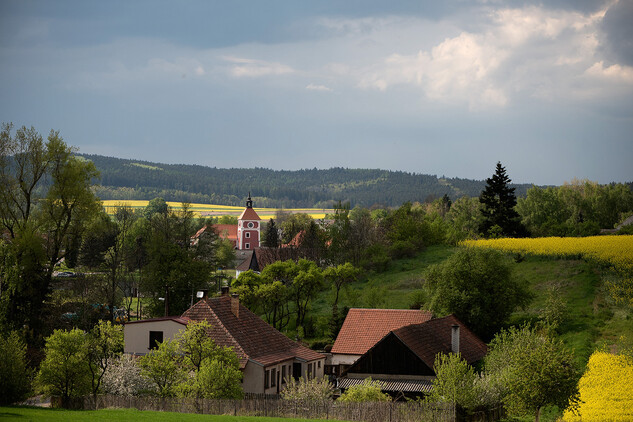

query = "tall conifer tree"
479;162;526;237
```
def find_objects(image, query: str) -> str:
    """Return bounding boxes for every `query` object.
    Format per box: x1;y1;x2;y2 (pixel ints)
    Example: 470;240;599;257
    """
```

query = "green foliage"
37;328;91;407
479;162;525;238
428;353;478;409
517;181;633;237
262;218;280;248
280;376;334;401
0;330;33;404
177;320;243;399
425;247;532;340
86;321;124;399
0;123;101;337
139;338;186;397
485;325;580;421
85;153;534;208
193;358;243;399
337;378;391;403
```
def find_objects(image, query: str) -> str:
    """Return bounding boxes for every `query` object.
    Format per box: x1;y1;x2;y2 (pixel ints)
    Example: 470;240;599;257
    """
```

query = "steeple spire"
246;192;253;209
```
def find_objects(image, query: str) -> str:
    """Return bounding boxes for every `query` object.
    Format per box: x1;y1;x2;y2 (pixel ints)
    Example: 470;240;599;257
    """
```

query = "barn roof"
331;308;433;356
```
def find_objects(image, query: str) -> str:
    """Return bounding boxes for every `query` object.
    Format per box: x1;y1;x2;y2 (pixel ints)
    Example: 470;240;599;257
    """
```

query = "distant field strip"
462;235;633;271
101;200;331;219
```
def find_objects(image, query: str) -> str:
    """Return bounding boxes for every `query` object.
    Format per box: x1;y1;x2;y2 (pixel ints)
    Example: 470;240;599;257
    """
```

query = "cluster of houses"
124;196;487;398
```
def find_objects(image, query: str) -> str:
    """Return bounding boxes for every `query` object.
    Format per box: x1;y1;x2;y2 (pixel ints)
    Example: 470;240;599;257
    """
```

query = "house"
124;292;326;395
338;315;488;398
329;308;433;375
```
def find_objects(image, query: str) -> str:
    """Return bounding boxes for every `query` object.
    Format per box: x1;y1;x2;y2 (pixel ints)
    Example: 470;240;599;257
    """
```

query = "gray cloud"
601;0;633;66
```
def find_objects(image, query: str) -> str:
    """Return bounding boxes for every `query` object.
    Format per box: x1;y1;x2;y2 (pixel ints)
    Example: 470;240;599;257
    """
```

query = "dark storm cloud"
601;0;633;66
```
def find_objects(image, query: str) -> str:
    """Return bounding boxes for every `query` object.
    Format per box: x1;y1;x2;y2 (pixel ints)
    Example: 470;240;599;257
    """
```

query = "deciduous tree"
485;325;580;422
425;247;531;340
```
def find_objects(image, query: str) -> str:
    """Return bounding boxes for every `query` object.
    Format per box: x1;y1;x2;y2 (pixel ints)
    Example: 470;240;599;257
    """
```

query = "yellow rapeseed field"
562;351;633;421
461;235;633;272
101;200;330;220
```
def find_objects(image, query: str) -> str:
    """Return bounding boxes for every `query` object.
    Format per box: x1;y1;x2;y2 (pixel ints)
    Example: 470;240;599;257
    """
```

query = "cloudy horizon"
1;0;631;185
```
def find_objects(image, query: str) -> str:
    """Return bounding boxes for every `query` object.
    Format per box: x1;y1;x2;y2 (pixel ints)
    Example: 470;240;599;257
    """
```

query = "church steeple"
238;192;260;250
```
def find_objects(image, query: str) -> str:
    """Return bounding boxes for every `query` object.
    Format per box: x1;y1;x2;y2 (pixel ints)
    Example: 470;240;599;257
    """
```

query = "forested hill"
79;154;534;208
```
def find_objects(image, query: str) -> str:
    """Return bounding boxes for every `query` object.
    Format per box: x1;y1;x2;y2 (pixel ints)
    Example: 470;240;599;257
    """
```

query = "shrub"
337;378;391;403
101;354;155;396
281;376;334;401
0;331;33;404
36;328;91;408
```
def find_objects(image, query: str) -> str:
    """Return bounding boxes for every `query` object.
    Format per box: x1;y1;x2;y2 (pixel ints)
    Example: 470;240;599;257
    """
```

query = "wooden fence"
81;395;457;422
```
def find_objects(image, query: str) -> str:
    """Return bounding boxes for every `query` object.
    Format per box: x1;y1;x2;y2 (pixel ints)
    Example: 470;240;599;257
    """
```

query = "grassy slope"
0;407;334;422
311;246;633;366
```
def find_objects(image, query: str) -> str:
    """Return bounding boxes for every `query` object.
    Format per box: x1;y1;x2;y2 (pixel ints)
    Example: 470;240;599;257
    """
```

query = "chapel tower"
237;193;261;250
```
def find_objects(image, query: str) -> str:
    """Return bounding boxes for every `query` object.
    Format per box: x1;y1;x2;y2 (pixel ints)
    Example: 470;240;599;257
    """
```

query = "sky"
0;0;632;186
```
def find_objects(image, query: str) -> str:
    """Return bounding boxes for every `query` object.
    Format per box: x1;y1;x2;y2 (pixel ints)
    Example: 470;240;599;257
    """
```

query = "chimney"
451;324;460;354
231;294;239;318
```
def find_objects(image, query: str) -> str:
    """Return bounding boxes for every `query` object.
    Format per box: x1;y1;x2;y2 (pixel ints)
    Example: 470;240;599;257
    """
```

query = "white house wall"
124;320;186;355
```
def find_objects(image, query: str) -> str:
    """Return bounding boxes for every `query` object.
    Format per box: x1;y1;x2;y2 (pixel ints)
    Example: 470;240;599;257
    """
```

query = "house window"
265;370;270;389
245;243;250;249
245;232;250;238
149;331;163;350
271;368;276;387
318;361;321;369
307;363;313;378
282;365;286;384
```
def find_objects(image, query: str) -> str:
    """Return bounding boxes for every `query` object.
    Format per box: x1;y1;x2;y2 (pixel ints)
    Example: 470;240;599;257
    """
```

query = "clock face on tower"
247;222;254;228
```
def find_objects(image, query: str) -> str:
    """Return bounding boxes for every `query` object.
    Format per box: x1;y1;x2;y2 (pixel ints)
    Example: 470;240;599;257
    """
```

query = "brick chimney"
451;324;460;354
231;294;239;318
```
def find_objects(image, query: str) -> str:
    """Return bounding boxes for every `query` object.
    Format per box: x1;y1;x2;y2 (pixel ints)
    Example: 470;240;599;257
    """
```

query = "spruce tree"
479;162;526;237
262;218;280;247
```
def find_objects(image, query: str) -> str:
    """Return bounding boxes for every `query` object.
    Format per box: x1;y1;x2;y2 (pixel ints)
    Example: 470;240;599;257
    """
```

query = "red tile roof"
213;224;238;242
331;308;433;355
239;207;261;221
392;315;488;368
182;295;323;369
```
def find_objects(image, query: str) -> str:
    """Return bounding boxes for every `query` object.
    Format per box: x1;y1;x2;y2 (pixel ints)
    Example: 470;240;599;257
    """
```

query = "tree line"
79;153;535;208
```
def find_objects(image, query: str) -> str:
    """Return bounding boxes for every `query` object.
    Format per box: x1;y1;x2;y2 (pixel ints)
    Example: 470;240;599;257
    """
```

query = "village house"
329;308;433;376
124;291;326;394
340;315;487;398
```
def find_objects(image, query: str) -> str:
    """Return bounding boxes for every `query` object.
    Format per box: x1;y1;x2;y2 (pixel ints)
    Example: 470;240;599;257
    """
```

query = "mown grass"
0;407;334;422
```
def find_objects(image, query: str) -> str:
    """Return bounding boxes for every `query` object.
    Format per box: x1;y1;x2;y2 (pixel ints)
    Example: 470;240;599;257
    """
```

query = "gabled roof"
391;315;487;368
181;295;323;369
191;224;238;243
239;207;261;221
125;316;190;326
331;308;433;355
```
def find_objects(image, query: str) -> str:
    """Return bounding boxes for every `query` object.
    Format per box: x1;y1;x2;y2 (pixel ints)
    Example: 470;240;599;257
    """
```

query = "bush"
281;376;334;401
101;354;155;396
0;331;33;404
337;378;391;403
36;328;91;408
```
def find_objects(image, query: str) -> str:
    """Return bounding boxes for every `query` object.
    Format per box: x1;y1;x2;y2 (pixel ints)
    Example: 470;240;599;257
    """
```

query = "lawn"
0;407;334;422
